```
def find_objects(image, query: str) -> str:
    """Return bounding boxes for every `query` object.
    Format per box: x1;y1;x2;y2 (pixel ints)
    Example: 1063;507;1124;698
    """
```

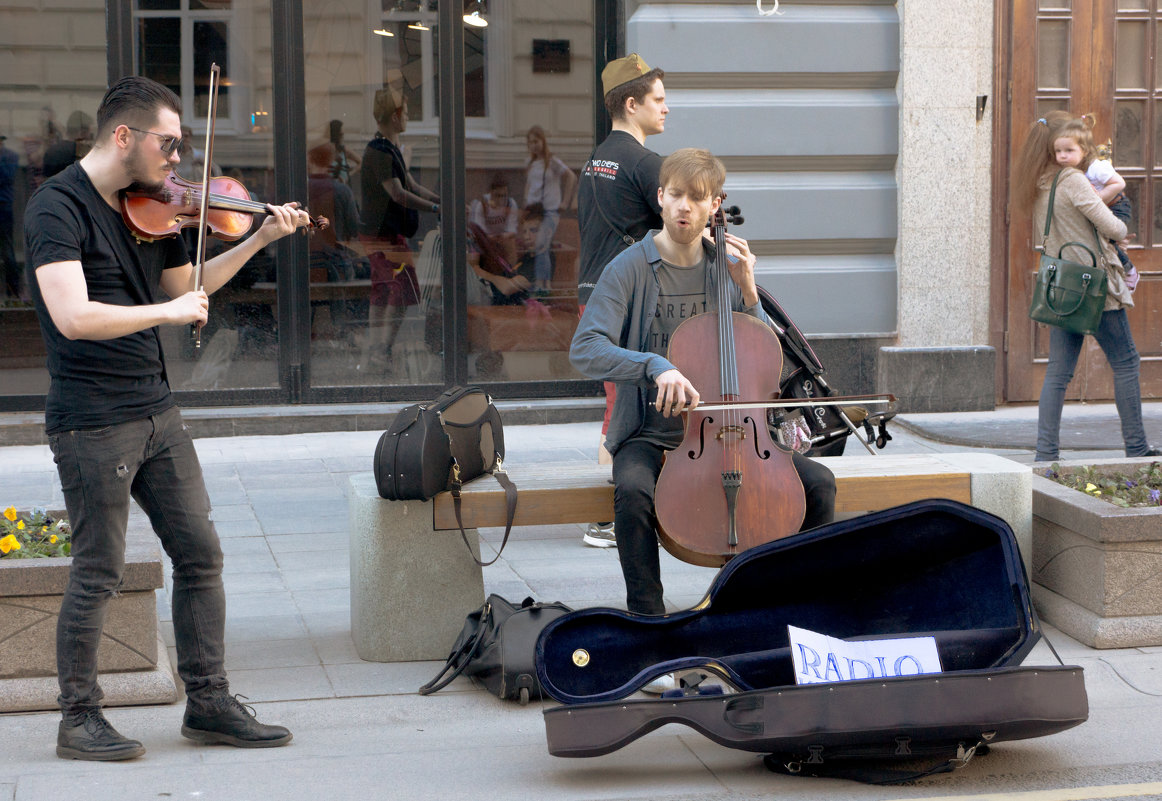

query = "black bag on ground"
420;594;572;705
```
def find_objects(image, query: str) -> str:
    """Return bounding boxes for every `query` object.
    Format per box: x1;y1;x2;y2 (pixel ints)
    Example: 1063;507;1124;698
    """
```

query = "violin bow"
691;393;896;413
191;62;220;349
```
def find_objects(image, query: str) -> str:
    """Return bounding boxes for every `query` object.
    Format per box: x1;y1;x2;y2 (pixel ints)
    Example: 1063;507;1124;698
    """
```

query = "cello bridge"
716;425;748;441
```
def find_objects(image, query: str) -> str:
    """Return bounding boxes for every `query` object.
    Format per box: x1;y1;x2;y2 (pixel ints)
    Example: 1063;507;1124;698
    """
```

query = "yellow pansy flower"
0;534;21;554
16;520;24;530
3;507;16;522
1085;483;1098;493
49;535;58;544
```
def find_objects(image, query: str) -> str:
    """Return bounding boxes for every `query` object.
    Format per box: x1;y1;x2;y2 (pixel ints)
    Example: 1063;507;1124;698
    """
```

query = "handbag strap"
451;456;517;567
1043;168;1104;257
417;601;493;695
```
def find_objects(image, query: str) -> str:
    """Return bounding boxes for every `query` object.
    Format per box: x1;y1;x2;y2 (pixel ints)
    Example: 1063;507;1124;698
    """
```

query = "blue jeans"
612;439;836;615
49;405;228;720
1036;309;1149;461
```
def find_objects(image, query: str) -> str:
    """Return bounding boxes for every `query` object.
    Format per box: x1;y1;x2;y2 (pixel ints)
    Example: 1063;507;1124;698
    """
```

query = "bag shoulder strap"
1043;168;1104;256
451;457;517;568
583;157;636;248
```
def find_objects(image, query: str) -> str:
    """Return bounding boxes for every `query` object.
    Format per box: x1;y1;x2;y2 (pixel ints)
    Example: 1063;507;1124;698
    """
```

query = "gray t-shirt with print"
634;256;708;448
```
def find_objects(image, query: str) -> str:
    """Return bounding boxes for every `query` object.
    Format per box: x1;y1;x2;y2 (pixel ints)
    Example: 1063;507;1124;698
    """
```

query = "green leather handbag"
1028;170;1109;336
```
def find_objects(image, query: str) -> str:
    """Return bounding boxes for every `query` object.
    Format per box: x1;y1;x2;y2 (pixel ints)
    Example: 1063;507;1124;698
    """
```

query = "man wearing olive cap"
576;53;669;548
578;54;668;307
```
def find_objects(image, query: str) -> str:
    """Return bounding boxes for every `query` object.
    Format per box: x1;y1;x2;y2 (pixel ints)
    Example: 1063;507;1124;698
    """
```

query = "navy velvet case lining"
536;499;1038;705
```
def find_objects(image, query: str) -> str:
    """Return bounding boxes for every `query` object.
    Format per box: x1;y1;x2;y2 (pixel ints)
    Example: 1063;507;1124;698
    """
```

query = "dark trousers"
1109;193;1134;271
612;439;837;615
48;405;228;720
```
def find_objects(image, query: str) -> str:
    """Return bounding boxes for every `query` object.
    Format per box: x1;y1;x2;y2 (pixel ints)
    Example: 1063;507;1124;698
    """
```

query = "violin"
120;171;329;244
652;200;807;568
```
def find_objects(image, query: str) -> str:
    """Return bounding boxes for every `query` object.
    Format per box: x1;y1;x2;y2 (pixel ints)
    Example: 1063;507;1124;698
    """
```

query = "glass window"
462;3;591;384
1115;99;1146;167
302;0;594;388
0;0;108;402
1115;20;1149;91
135;1;234;125
135;0;278;391
1037;20;1071;91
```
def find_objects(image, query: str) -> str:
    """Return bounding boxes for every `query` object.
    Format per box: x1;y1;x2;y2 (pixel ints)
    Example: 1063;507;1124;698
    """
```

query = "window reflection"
306;0;592;388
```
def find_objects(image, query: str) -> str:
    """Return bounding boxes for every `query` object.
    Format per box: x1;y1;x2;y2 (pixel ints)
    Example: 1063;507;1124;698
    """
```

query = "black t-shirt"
24;162;188;434
576;131;663;305
359;134;417;239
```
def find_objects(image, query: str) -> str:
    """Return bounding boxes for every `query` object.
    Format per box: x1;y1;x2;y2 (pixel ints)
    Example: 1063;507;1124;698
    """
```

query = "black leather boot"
181;693;292;748
57;709;146;761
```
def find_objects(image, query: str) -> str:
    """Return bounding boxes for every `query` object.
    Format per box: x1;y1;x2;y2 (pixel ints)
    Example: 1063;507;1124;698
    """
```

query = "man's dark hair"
95;76;182;141
604;68;665;121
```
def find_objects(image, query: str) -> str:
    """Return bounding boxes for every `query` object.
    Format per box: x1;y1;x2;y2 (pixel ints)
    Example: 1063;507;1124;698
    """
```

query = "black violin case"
535;500;1087;777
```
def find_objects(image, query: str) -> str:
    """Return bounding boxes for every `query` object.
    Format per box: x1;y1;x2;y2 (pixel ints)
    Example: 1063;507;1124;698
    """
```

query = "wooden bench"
432;454;976;531
349;452;1031;663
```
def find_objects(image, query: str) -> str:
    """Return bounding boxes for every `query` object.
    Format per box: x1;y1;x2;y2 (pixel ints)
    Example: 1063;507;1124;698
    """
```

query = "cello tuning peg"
732;215;744;225
726;205;741;215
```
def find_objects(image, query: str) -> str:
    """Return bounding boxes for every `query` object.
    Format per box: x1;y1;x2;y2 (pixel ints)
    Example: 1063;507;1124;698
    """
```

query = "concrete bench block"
930;452;1032;566
349;473;485;662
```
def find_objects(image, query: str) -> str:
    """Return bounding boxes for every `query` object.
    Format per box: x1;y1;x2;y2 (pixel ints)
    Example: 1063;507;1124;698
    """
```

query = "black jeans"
49;405;228;719
612;439;837;615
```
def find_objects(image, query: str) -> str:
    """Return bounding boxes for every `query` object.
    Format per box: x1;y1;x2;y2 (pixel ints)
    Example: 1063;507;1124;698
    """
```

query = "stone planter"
1031;457;1162;648
0;511;179;712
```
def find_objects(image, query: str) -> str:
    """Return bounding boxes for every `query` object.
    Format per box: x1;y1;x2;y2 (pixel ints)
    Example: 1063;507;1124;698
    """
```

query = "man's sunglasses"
126;127;182;155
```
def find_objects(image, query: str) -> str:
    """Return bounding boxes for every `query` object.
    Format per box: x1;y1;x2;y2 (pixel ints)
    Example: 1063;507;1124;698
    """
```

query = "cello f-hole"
686;415;713;460
745;416;772;460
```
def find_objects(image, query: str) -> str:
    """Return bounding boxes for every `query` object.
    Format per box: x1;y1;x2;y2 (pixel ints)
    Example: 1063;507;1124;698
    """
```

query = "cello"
653;201;807;567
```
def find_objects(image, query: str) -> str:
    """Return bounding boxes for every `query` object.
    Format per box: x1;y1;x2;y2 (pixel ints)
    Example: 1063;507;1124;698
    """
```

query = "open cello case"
761;286;895;456
535;500;1087;783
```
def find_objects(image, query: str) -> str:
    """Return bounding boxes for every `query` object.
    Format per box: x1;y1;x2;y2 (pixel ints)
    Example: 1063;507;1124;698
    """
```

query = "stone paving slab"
899;401;1162;451
3;410;1162;799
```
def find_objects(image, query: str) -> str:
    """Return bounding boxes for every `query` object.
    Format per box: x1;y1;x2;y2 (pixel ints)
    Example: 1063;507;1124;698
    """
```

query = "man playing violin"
571;148;836;619
23;76;307;761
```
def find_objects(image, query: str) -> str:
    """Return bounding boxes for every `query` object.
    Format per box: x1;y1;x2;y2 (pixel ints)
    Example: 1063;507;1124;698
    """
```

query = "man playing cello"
24;76;308;760
570;148;836;619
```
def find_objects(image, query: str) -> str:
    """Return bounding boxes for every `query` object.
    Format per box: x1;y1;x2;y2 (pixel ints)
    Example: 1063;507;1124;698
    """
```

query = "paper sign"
788;624;943;685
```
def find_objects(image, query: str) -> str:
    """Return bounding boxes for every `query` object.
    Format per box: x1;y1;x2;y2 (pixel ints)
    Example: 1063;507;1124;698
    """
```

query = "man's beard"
124;146;167;194
664;214;707;246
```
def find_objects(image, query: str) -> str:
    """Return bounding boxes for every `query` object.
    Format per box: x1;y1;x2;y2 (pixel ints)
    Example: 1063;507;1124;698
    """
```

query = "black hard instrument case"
535;499;1087;763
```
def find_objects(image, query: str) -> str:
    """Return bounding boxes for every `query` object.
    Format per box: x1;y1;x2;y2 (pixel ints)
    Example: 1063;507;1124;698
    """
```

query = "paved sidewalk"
1;404;1161;800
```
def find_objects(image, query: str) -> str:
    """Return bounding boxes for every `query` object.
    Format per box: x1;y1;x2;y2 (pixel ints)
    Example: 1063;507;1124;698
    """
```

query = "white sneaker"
583;522;616;548
641;674;679;695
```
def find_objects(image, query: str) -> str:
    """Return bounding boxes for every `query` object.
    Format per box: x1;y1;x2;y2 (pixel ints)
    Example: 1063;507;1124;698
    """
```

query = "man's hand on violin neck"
258;201;312;242
655;369;700;417
168;289;209;327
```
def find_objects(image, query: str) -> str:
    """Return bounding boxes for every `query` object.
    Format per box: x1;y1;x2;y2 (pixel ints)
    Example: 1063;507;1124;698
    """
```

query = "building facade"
4;1;1152;417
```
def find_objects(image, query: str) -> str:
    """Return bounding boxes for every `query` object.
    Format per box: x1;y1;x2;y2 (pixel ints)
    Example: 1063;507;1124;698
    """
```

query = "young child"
1052;118;1139;289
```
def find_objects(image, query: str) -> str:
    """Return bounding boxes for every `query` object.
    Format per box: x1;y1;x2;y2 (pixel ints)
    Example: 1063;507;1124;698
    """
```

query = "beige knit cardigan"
1032;166;1132;311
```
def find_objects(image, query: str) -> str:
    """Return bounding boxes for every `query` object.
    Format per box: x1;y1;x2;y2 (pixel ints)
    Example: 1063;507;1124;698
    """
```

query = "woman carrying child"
1013;111;1158;461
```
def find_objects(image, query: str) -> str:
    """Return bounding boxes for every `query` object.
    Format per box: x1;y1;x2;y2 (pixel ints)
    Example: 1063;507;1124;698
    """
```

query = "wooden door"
1005;0;1162;402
